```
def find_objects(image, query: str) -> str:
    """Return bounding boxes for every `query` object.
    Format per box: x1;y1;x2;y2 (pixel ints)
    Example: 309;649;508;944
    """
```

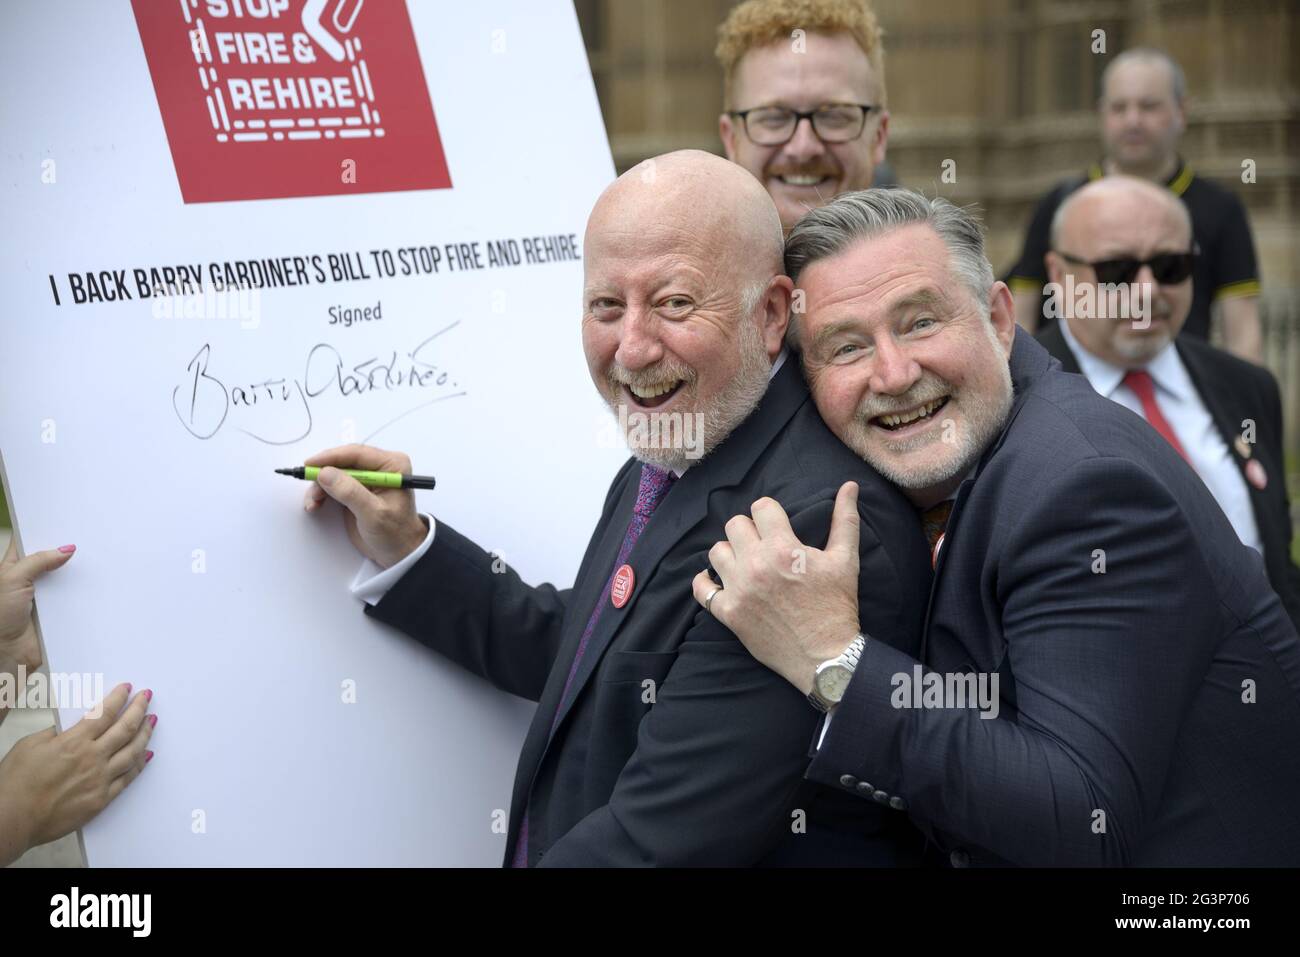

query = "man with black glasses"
716;0;889;233
1039;175;1300;627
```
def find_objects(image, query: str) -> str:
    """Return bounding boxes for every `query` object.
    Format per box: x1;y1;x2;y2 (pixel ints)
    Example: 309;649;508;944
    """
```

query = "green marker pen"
275;466;437;490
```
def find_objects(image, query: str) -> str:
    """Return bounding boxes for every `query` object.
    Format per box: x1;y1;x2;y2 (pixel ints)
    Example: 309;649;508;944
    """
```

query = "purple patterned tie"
511;463;677;867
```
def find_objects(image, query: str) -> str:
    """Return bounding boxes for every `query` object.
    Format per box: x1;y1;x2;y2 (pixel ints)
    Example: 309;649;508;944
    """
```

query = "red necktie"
1122;370;1190;464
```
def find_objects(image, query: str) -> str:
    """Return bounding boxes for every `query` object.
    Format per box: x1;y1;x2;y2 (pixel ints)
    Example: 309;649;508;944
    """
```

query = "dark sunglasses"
1056;248;1198;286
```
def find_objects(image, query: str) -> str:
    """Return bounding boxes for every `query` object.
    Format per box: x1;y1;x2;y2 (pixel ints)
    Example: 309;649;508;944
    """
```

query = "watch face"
815;664;853;702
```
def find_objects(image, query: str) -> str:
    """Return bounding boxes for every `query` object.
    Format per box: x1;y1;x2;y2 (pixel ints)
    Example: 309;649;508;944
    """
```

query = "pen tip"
274;468;290;475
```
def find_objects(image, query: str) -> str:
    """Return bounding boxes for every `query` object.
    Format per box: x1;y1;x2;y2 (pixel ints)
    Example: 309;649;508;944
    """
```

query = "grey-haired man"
695;187;1300;866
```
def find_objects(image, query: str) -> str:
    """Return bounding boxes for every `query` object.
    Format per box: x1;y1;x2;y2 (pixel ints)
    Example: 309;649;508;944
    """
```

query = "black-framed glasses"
728;103;877;146
1055;248;1198;286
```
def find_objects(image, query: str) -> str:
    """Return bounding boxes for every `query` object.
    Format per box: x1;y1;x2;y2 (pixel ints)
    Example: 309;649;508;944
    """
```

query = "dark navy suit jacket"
367;359;933;866
809;331;1300;866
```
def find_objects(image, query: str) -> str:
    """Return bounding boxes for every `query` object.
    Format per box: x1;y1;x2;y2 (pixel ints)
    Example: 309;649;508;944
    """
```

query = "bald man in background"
1038;176;1300;627
304;151;932;866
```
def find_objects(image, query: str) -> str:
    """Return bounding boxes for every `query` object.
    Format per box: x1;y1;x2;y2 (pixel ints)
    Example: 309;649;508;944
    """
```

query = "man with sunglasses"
1039;176;1300;627
1005;48;1262;363
716;0;889;233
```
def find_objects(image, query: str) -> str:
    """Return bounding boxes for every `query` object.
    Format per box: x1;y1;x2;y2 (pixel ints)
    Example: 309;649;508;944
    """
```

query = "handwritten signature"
172;322;465;445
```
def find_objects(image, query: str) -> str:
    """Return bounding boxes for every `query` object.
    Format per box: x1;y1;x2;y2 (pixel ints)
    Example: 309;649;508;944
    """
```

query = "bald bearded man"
304;151;932;866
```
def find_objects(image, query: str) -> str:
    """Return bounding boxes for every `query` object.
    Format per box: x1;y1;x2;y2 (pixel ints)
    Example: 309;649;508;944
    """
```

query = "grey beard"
606;318;773;474
850;328;1014;492
1112;328;1173;364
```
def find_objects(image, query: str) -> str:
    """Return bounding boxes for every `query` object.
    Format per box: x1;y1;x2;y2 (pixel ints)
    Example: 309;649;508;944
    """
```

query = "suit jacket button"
889;796;907;811
950;848;971;868
856;781;874;794
872;789;889;804
839;774;857;788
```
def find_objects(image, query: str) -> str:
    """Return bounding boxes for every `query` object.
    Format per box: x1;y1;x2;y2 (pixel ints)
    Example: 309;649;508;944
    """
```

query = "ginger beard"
600;315;773;473
843;320;1014;492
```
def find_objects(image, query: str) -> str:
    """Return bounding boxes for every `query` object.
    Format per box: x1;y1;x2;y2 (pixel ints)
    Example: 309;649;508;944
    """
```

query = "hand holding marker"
276;466;437;490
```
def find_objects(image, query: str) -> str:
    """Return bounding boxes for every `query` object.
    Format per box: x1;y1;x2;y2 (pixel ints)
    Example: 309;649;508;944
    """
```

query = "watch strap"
807;634;867;711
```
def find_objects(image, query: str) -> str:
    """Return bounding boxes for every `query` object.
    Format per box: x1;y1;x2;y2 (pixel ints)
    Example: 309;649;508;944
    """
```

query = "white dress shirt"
351;348;791;604
349;514;438;606
1059;319;1261;552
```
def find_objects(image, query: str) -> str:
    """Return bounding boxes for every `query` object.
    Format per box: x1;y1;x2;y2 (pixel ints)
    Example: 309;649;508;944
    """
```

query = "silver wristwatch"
807;635;866;712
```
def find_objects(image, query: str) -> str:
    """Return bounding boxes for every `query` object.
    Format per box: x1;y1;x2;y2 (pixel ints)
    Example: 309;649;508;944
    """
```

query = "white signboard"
0;0;625;865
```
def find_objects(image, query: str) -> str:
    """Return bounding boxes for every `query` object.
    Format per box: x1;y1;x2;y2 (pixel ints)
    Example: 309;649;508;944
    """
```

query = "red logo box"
132;0;452;203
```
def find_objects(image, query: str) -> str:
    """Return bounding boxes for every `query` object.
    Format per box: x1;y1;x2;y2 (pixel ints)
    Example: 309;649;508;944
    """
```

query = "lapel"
1176;339;1239;449
506;464;637;844
918;475;974;663
1175;338;1273;523
920;331;1056;659
544;358;812;741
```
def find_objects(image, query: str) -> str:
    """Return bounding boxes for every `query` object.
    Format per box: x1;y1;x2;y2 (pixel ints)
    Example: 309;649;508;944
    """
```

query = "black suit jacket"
809;331;1300;866
366;359;933;866
1038;322;1300;628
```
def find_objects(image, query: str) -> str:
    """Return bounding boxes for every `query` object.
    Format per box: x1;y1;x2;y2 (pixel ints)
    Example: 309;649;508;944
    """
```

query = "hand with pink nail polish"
0;682;156;866
0;536;78;726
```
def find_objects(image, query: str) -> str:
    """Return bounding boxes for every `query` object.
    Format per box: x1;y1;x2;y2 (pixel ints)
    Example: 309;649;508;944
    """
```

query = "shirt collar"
769;347;788;379
1059;317;1191;403
1060;317;1126;397
1143;336;1193;402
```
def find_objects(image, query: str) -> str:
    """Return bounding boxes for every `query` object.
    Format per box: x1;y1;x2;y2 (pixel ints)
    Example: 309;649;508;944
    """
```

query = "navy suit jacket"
808;331;1300;866
367;359;933;866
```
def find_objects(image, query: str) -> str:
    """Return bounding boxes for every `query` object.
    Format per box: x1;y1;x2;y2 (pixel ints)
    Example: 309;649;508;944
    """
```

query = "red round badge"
1245;459;1268;491
611;564;635;608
